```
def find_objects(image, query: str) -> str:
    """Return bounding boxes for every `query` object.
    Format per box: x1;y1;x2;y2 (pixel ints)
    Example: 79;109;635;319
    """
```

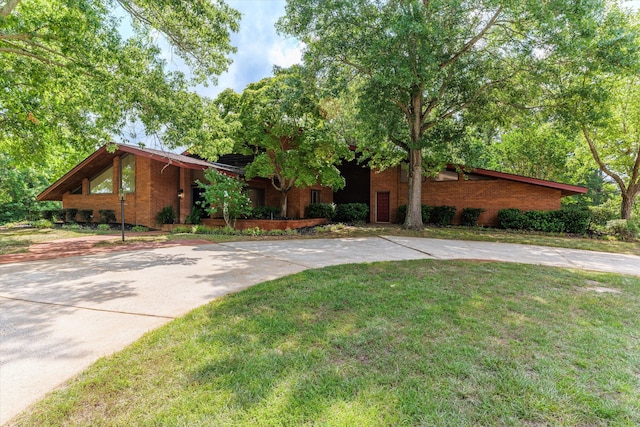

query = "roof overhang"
447;165;588;196
37;144;236;201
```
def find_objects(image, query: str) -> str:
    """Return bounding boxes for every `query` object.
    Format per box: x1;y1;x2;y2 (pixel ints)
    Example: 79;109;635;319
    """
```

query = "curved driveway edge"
1;236;639;424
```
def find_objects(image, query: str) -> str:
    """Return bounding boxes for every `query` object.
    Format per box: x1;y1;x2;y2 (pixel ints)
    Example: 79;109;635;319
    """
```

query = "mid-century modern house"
38;143;587;228
37;144;332;227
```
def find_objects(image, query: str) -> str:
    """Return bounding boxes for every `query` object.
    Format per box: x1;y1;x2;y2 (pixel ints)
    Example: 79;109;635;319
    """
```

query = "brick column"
179;168;192;223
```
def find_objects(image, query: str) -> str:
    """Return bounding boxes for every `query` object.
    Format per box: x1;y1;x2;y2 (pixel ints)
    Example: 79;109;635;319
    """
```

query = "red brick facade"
44;144;584;229
56;151;335;228
370;166;564;226
61;156;187;227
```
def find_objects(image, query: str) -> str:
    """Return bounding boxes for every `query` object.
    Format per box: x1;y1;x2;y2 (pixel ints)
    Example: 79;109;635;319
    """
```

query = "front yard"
11;260;640;426
2;223;639;258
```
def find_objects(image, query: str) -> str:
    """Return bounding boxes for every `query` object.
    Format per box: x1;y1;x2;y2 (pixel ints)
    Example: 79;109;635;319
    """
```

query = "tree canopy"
547;5;640;219
0;0;239;174
279;0;613;228
194;66;351;217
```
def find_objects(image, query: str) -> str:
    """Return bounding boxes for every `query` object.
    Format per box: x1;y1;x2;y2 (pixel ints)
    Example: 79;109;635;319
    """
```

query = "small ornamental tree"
197;65;351;218
197;169;251;229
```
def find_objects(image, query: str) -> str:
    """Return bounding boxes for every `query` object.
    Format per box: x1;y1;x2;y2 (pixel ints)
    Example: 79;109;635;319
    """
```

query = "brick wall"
61;154;183;228
369;167;401;223
371;166;563;226
257;180;334;218
147;159;180;227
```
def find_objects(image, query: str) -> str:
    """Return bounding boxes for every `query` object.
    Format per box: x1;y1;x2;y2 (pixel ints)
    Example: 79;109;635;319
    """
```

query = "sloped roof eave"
446;164;588;196
37;144;241;201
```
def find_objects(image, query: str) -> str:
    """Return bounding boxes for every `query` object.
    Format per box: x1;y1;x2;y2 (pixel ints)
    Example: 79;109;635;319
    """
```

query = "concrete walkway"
1;236;638;424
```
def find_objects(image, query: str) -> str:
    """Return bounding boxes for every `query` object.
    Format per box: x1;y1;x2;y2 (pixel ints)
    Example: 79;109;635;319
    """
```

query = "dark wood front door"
376;192;390;223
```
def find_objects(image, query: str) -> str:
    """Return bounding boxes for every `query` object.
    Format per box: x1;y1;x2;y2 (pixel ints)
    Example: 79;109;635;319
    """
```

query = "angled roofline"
447;164;588;196
37;143;243;201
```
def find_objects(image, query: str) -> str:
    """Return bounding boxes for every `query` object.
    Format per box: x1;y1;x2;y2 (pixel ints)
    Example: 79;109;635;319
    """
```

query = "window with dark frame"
311;189;321;204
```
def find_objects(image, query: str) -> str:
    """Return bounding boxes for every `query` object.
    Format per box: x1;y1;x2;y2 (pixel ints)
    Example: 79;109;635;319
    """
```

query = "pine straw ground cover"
11;261;640;426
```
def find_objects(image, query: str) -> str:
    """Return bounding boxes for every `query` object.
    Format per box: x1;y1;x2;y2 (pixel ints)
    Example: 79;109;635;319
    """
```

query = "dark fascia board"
38;143;241;201
447;164;588;196
38;145;112;201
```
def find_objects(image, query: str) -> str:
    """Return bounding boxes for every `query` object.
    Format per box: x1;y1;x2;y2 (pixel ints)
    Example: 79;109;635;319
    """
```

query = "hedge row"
42;208;94;222
497;208;592;234
306;203;370;223
397;204;461;226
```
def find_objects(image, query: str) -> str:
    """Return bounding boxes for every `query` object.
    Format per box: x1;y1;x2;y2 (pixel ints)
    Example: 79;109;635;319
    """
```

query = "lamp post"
119;190;125;242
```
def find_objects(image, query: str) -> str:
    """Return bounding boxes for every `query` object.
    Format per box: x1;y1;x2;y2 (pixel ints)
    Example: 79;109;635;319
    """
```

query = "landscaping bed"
201;217;328;231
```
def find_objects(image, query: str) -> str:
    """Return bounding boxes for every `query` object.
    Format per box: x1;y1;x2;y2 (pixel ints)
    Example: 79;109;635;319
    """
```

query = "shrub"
555;209;592;234
334;203;369;223
606;219;640;241
193;224;214;234
499;208;592;234
61;208;78;223
131;225;149;232
430;205;457;226
42;209;63;222
41;210;55;221
32;219;53;228
461;208;485;226
524;210;561;233
251;206;280;220
186;205;204;225
62;223;81;230
98;209;116;224
305;203;336;219
172;225;193;233
97;223;111;231
498;208;529;230
155;205;176;225
284;228;298;235
243;226;264;236
396;204;432;224
78;209;93;222
192;225;241;235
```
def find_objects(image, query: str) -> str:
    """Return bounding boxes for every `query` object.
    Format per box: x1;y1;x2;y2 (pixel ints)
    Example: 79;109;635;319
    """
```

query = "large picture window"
89;166;113;194
120;154;135;193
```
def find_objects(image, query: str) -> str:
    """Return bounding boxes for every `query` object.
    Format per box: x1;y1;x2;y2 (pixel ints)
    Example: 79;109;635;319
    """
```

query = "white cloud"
198;0;301;97
268;40;304;68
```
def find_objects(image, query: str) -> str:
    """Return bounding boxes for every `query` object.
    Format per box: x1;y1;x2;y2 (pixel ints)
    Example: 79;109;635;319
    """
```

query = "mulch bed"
0;236;211;265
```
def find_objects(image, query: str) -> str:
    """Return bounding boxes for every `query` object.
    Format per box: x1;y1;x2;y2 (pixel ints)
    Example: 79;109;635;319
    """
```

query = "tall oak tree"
279;0;608;228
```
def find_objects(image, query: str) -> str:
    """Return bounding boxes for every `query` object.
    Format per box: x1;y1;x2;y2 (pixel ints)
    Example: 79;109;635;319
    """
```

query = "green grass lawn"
13;261;640;426
0;227;103;255
313;224;640;257
2;223;639;257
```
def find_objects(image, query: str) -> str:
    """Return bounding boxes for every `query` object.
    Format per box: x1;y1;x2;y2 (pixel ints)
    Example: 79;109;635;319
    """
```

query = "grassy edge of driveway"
1;224;639;257
9;260;640;426
164;224;640;256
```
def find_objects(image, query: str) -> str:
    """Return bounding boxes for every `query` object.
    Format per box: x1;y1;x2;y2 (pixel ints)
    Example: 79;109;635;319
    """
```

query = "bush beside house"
498;208;592;234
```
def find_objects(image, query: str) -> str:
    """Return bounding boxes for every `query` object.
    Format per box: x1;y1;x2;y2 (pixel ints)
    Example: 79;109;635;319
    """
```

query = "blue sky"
186;0;640;99
209;0;303;97
195;0;303;99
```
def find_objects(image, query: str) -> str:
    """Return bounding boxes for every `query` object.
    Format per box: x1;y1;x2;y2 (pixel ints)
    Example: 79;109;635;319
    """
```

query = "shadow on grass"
11;261;640;426
183;262;640;425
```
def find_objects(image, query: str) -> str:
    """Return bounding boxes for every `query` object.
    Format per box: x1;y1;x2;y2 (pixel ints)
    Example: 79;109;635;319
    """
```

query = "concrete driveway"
1;236;639;424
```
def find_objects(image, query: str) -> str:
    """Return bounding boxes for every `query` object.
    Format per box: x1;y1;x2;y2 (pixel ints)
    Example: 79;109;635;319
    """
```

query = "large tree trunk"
620;190;637;220
279;191;288;218
405;148;424;229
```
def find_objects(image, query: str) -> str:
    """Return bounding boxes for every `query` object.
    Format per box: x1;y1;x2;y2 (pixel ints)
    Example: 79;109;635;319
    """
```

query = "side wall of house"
369;167;562;226
254;181;334;218
62;155;184;228
146;159;180;227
